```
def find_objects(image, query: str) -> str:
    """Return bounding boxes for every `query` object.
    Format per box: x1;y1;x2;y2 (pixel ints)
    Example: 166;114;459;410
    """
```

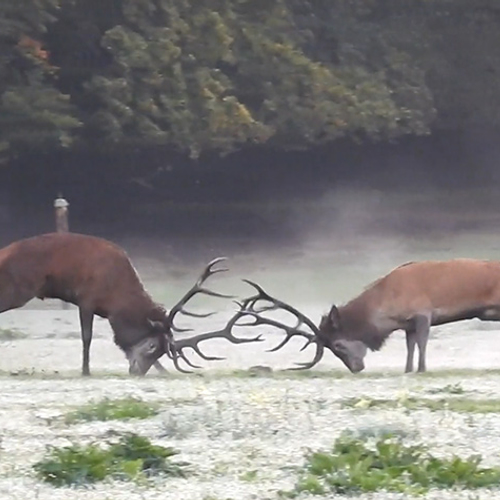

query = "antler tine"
239;279;280;312
196;256;229;284
180;310;216;318
236;280;326;369
239;310;314;352
170;311;217;334
164;343;202;368
289;342;325;370
240;279;321;334
167;342;194;374
168;257;235;331
169;310;263;372
241;279;271;298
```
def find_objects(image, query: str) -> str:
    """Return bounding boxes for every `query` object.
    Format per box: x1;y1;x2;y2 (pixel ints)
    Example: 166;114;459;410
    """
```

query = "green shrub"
342;396;500;413
284;433;500;496
0;328;28;341
427;383;465;395
64;397;159;423
33;432;188;486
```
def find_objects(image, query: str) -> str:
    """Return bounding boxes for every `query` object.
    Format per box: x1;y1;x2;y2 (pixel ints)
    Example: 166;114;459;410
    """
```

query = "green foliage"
342;395;500;413
0;81;81;151
64;397;160;424
239;469;258;482
0;0;81;157
0;328;28;341
2;0;500;159
80;0;437;157
203;497;235;500
427;383;466;395
285;433;500;496
33;432;188;486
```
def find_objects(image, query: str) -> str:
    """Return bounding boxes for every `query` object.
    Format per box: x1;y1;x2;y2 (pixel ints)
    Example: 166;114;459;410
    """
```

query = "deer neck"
108;297;160;351
339;295;389;351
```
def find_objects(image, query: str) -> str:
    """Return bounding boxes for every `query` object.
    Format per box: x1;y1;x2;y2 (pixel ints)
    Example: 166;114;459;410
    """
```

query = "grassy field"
3;187;500;498
2;369;500;499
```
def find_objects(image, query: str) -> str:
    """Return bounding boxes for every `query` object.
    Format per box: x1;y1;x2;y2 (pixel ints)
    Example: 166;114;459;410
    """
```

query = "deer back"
0;232;155;316
364;258;500;321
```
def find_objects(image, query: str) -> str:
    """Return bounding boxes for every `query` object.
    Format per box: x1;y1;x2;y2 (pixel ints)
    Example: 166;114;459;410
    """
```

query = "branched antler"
236;279;325;370
168;257;233;333
166;258;263;372
168;308;263;373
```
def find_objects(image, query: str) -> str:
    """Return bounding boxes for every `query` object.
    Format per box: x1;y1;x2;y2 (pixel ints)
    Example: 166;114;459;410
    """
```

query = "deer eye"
332;341;344;352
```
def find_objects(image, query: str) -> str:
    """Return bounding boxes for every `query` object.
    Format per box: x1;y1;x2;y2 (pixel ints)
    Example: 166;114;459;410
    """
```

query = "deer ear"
147;319;164;333
328;305;341;330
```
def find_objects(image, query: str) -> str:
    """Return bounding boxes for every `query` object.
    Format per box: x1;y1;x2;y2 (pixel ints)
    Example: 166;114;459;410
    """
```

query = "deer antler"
168;257;233;332
168;308;263;373
236;279;325;370
166;258;263;372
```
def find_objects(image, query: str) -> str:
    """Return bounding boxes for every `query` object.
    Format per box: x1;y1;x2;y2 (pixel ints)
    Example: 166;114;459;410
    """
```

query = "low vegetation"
427;383;466;395
0;328;28;341
33;432;188;486
342;395;500;413
284;433;500;496
64;397;160;424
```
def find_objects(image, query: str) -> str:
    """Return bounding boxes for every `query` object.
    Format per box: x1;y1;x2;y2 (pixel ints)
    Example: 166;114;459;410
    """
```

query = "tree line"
1;0;499;162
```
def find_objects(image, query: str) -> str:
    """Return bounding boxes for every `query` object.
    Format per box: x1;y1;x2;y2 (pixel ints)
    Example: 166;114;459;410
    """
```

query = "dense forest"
2;0;500;166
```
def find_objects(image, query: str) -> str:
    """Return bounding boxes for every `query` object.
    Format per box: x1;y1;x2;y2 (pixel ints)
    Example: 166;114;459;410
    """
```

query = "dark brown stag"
0;232;261;375
236;259;500;373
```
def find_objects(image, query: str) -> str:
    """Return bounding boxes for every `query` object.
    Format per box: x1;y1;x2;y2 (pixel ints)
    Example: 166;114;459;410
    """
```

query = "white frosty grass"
0;373;500;499
1;302;500;499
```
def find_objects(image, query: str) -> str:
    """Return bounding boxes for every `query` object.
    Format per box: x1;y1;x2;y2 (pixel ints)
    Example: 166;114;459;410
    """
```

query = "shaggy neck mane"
339;288;390;352
109;295;166;352
338;262;416;350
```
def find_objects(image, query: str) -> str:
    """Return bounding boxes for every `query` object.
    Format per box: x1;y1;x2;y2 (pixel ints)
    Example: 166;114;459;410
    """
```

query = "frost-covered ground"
2;215;500;499
1;306;500;499
1;368;500;500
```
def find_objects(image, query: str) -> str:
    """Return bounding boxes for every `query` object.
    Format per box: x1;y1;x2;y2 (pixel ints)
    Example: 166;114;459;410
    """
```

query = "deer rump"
0;232;261;376
233;259;500;373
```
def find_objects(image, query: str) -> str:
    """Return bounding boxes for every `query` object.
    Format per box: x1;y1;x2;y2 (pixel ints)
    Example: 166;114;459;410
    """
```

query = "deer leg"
414;314;431;373
405;328;417;373
79;308;94;376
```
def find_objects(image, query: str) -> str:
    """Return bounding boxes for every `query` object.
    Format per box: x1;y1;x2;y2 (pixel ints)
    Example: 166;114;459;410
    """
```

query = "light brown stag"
236;259;500;373
0;232;261;375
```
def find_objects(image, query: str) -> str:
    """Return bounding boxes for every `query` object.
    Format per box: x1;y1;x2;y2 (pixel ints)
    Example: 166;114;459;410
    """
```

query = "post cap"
54;195;69;208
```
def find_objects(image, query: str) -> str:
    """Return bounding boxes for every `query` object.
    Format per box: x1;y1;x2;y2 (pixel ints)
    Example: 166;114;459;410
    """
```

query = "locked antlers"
167;258;263;372
234;280;326;370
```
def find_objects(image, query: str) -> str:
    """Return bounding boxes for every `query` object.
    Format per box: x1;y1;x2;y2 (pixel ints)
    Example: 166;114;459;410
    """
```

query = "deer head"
235;281;367;373
126;314;172;375
127;258;263;375
317;305;367;372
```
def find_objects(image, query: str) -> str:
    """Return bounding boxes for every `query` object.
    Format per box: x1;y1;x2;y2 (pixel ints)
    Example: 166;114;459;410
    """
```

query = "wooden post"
54;194;69;309
54;194;69;233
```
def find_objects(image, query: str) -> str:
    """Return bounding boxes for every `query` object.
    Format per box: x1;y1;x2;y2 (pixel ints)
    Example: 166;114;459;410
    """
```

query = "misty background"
3;1;500;313
4;127;500;312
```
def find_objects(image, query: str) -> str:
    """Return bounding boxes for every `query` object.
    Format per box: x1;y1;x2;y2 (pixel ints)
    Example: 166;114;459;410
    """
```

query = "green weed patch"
64;397;159;424
33;432;188;486
0;328;28;341
284;433;500;496
427;383;466;395
342;396;500;413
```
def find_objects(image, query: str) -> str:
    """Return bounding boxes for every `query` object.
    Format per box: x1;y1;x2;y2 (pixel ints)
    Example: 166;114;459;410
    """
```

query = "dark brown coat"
0;232;172;375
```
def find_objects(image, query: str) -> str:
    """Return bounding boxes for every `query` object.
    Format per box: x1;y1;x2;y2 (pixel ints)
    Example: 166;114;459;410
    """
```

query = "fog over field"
3;181;500;500
3;185;500;373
